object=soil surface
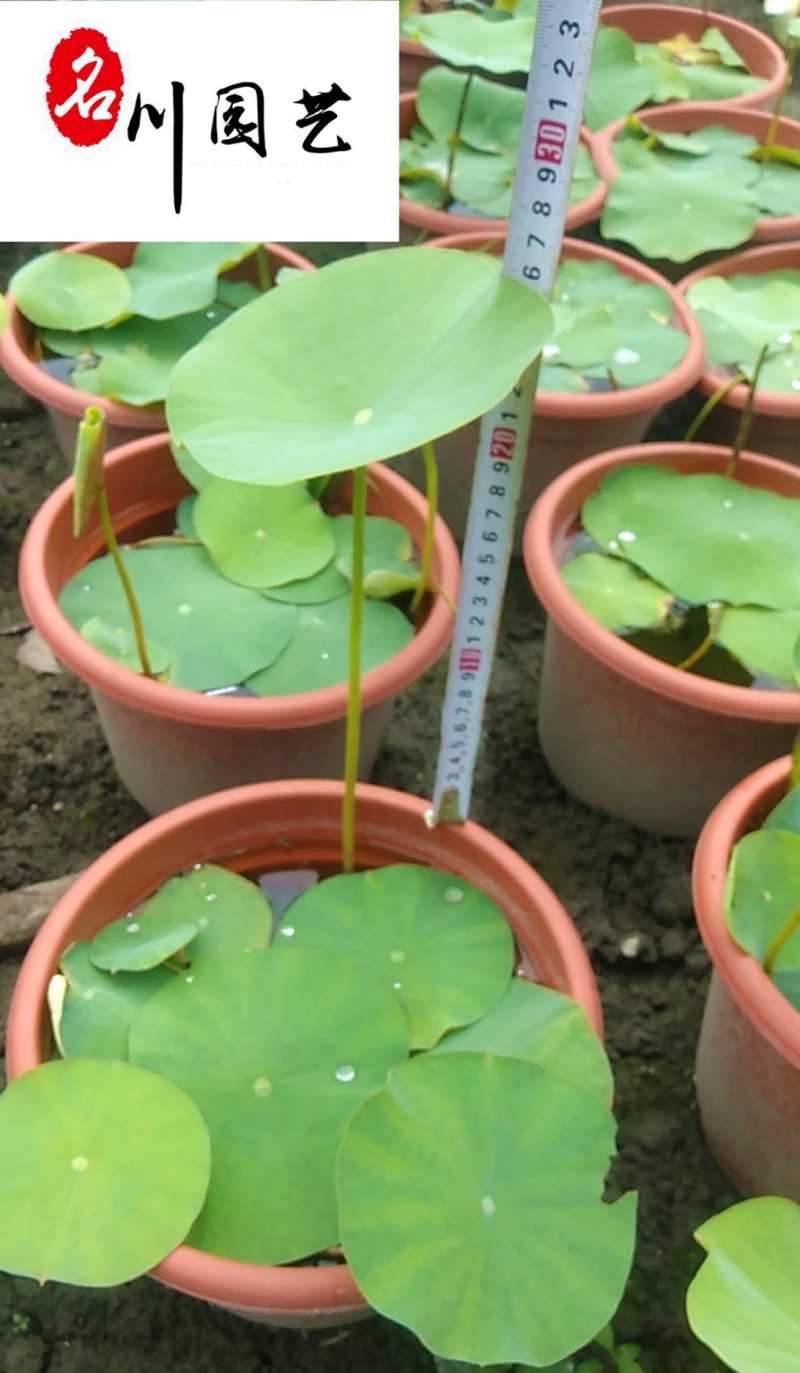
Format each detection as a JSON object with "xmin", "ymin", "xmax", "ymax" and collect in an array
[{"xmin": 1, "ymin": 11, "xmax": 797, "ymax": 1368}]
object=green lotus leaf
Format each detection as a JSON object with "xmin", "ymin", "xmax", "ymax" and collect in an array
[
  {"xmin": 134, "ymin": 863, "xmax": 272, "ymax": 965},
  {"xmin": 399, "ymin": 168, "xmax": 449, "ymax": 211},
  {"xmin": 715, "ymin": 606, "xmax": 800, "ymax": 685},
  {"xmin": 561, "ymin": 553, "xmax": 673, "ymax": 633},
  {"xmin": 167, "ymin": 248, "xmax": 552, "ymax": 485},
  {"xmin": 54, "ymin": 940, "xmax": 174, "ymax": 1059},
  {"xmin": 175, "ymin": 494, "xmax": 197, "ymax": 538},
  {"xmin": 554, "ymin": 258, "xmax": 673, "ymax": 315},
  {"xmin": 416, "ymin": 65, "xmax": 524, "ymax": 155},
  {"xmin": 0, "ymin": 1059, "xmax": 211, "ymax": 1285},
  {"xmin": 59, "ymin": 543, "xmax": 299, "ymax": 691},
  {"xmin": 215, "ymin": 278, "xmax": 262, "ymax": 310},
  {"xmin": 724, "ymin": 829, "xmax": 800, "ymax": 968},
  {"xmin": 432, "ymin": 978, "xmax": 613, "ymax": 1106},
  {"xmin": 763, "ymin": 785, "xmax": 800, "ymax": 835},
  {"xmin": 691, "ymin": 307, "xmax": 761, "ymax": 371},
  {"xmin": 89, "ymin": 909, "xmax": 199, "ymax": 974},
  {"xmin": 539, "ymin": 364, "xmax": 590, "ymax": 395},
  {"xmin": 262, "ymin": 558, "xmax": 350, "ymax": 605},
  {"xmin": 10, "ymin": 252, "xmax": 132, "ymax": 330},
  {"xmin": 570, "ymin": 141, "xmax": 601, "ymax": 205},
  {"xmin": 192, "ymin": 478, "xmax": 335, "ymax": 589},
  {"xmin": 679, "ymin": 61, "xmax": 767, "ymax": 103},
  {"xmin": 601, "ymin": 160, "xmax": 758, "ymax": 262},
  {"xmin": 697, "ymin": 26, "xmax": 748, "ymax": 68},
  {"xmin": 583, "ymin": 27, "xmax": 661, "ymax": 132},
  {"xmin": 685, "ymin": 273, "xmax": 800, "ymax": 352},
  {"xmin": 687, "ymin": 1197, "xmax": 800, "ymax": 1373},
  {"xmin": 279, "ymin": 864, "xmax": 514, "ymax": 1049},
  {"xmin": 404, "ymin": 10, "xmax": 536, "ymax": 73},
  {"xmin": 78, "ymin": 616, "xmax": 176, "ymax": 680},
  {"xmin": 70, "ymin": 309, "xmax": 228, "ymax": 406},
  {"xmin": 451, "ymin": 147, "xmax": 518, "ymax": 217},
  {"xmin": 126, "ymin": 242, "xmax": 259, "ymax": 320},
  {"xmin": 623, "ymin": 606, "xmax": 753, "ymax": 686},
  {"xmin": 773, "ymin": 967, "xmax": 800, "ymax": 1011},
  {"xmin": 128, "ymin": 947, "xmax": 410, "ymax": 1264},
  {"xmin": 246, "ymin": 595, "xmax": 413, "ymax": 695},
  {"xmin": 551, "ymin": 307, "xmax": 619, "ymax": 371},
  {"xmin": 333, "ymin": 514, "xmax": 420, "ymax": 598},
  {"xmin": 337, "ymin": 1053, "xmax": 637, "ymax": 1366},
  {"xmin": 753, "ymin": 159, "xmax": 800, "ymax": 218},
  {"xmin": 757, "ymin": 349, "xmax": 800, "ymax": 397},
  {"xmin": 603, "ymin": 302, "xmax": 690, "ymax": 386},
  {"xmin": 633, "ymin": 44, "xmax": 692, "ymax": 104},
  {"xmin": 581, "ymin": 467, "xmax": 800, "ymax": 610}
]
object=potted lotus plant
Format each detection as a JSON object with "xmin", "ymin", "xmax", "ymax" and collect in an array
[
  {"xmin": 3, "ymin": 240, "xmax": 637, "ymax": 1363},
  {"xmin": 0, "ymin": 241, "xmax": 314, "ymax": 461}
]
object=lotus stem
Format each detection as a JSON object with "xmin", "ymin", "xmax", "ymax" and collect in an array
[
  {"xmin": 675, "ymin": 604, "xmax": 723, "ymax": 674},
  {"xmin": 255, "ymin": 244, "xmax": 271, "ymax": 292},
  {"xmin": 764, "ymin": 903, "xmax": 800, "ymax": 975},
  {"xmin": 762, "ymin": 40, "xmax": 796, "ymax": 163},
  {"xmin": 341, "ymin": 465, "xmax": 368, "ymax": 875},
  {"xmin": 725, "ymin": 344, "xmax": 770, "ymax": 479},
  {"xmin": 445, "ymin": 73, "xmax": 474, "ymax": 206},
  {"xmin": 791, "ymin": 729, "xmax": 800, "ymax": 791},
  {"xmin": 410, "ymin": 441, "xmax": 439, "ymax": 614},
  {"xmin": 682, "ymin": 373, "xmax": 747, "ymax": 443},
  {"xmin": 97, "ymin": 489, "xmax": 155, "ymax": 678}
]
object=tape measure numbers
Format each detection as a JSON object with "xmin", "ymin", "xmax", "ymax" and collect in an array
[{"xmin": 429, "ymin": 0, "xmax": 602, "ymax": 827}]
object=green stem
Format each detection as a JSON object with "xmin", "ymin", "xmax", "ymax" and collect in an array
[
  {"xmin": 675, "ymin": 604, "xmax": 723, "ymax": 674},
  {"xmin": 791, "ymin": 728, "xmax": 800, "ymax": 791},
  {"xmin": 444, "ymin": 73, "xmax": 474, "ymax": 207},
  {"xmin": 725, "ymin": 344, "xmax": 770, "ymax": 480},
  {"xmin": 341, "ymin": 466, "xmax": 368, "ymax": 875},
  {"xmin": 97, "ymin": 489, "xmax": 155, "ymax": 678},
  {"xmin": 410, "ymin": 440, "xmax": 439, "ymax": 614},
  {"xmin": 255, "ymin": 244, "xmax": 271, "ymax": 292},
  {"xmin": 762, "ymin": 40, "xmax": 796, "ymax": 163},
  {"xmin": 764, "ymin": 904, "xmax": 800, "ymax": 975},
  {"xmin": 682, "ymin": 372, "xmax": 747, "ymax": 443}
]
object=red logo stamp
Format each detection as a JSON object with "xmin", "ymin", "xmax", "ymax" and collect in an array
[
  {"xmin": 534, "ymin": 118, "xmax": 566, "ymax": 165},
  {"xmin": 46, "ymin": 28, "xmax": 124, "ymax": 146}
]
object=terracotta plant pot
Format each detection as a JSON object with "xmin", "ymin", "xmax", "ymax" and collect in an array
[
  {"xmin": 5, "ymin": 777, "xmax": 604, "ymax": 1325},
  {"xmin": 392, "ymin": 234, "xmax": 705, "ymax": 548},
  {"xmin": 17, "ymin": 434, "xmax": 461, "ymax": 816},
  {"xmin": 523, "ymin": 442, "xmax": 800, "ymax": 839},
  {"xmin": 693, "ymin": 755, "xmax": 800, "ymax": 1201},
  {"xmin": 0, "ymin": 242, "xmax": 315, "ymax": 464},
  {"xmin": 400, "ymin": 34, "xmax": 436, "ymax": 94},
  {"xmin": 593, "ymin": 104, "xmax": 800, "ymax": 282},
  {"xmin": 397, "ymin": 92, "xmax": 605, "ymax": 246},
  {"xmin": 601, "ymin": 5, "xmax": 787, "ymax": 112},
  {"xmin": 678, "ymin": 241, "xmax": 800, "ymax": 469}
]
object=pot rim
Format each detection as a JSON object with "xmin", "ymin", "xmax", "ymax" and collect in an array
[
  {"xmin": 398, "ymin": 92, "xmax": 606, "ymax": 237},
  {"xmin": 17, "ymin": 432, "xmax": 461, "ymax": 730},
  {"xmin": 592, "ymin": 102, "xmax": 800, "ymax": 247},
  {"xmin": 425, "ymin": 232, "xmax": 707, "ymax": 418},
  {"xmin": 692, "ymin": 754, "xmax": 800, "ymax": 1069},
  {"xmin": 599, "ymin": 5, "xmax": 788, "ymax": 108},
  {"xmin": 523, "ymin": 440, "xmax": 800, "ymax": 724},
  {"xmin": 0, "ymin": 241, "xmax": 316, "ymax": 428},
  {"xmin": 5, "ymin": 777, "xmax": 603, "ymax": 1313},
  {"xmin": 678, "ymin": 239, "xmax": 800, "ymax": 418}
]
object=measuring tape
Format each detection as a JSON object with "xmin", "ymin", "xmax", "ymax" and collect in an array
[{"xmin": 428, "ymin": 0, "xmax": 601, "ymax": 826}]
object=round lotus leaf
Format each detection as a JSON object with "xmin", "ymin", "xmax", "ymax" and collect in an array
[
  {"xmin": 724, "ymin": 829, "xmax": 800, "ymax": 968},
  {"xmin": 432, "ymin": 978, "xmax": 613, "ymax": 1106},
  {"xmin": 583, "ymin": 27, "xmax": 661, "ymax": 132},
  {"xmin": 450, "ymin": 146, "xmax": 518, "ymax": 217},
  {"xmin": 175, "ymin": 494, "xmax": 197, "ymax": 538},
  {"xmin": 79, "ymin": 617, "xmax": 176, "ymax": 680},
  {"xmin": 601, "ymin": 158, "xmax": 759, "ymax": 262},
  {"xmin": 0, "ymin": 1059, "xmax": 211, "ymax": 1286},
  {"xmin": 763, "ymin": 786, "xmax": 800, "ymax": 835},
  {"xmin": 54, "ymin": 940, "xmax": 174, "ymax": 1059},
  {"xmin": 756, "ymin": 163, "xmax": 800, "ymax": 226},
  {"xmin": 279, "ymin": 864, "xmax": 514, "ymax": 1049},
  {"xmin": 246, "ymin": 595, "xmax": 413, "ymax": 696},
  {"xmin": 686, "ymin": 273, "xmax": 800, "ymax": 354},
  {"xmin": 89, "ymin": 909, "xmax": 199, "ymax": 974},
  {"xmin": 687, "ymin": 1197, "xmax": 800, "ymax": 1373},
  {"xmin": 554, "ymin": 259, "xmax": 672, "ymax": 316},
  {"xmin": 333, "ymin": 515, "xmax": 420, "ymax": 599},
  {"xmin": 193, "ymin": 478, "xmax": 335, "ymax": 589},
  {"xmin": 561, "ymin": 553, "xmax": 673, "ymax": 633},
  {"xmin": 581, "ymin": 467, "xmax": 800, "ymax": 610},
  {"xmin": 404, "ymin": 10, "xmax": 536, "ymax": 73},
  {"xmin": 59, "ymin": 543, "xmax": 299, "ymax": 692},
  {"xmin": 417, "ymin": 66, "xmax": 524, "ymax": 155},
  {"xmin": 337, "ymin": 1053, "xmax": 637, "ymax": 1366},
  {"xmin": 126, "ymin": 242, "xmax": 259, "ymax": 320},
  {"xmin": 716, "ymin": 605, "xmax": 800, "ymax": 685},
  {"xmin": 167, "ymin": 249, "xmax": 552, "ymax": 486},
  {"xmin": 262, "ymin": 559, "xmax": 350, "ymax": 605},
  {"xmin": 678, "ymin": 58, "xmax": 767, "ymax": 103},
  {"xmin": 128, "ymin": 947, "xmax": 410, "ymax": 1264},
  {"xmin": 71, "ymin": 309, "xmax": 227, "ymax": 406},
  {"xmin": 135, "ymin": 863, "xmax": 272, "ymax": 964},
  {"xmin": 758, "ymin": 349, "xmax": 800, "ymax": 397},
  {"xmin": 10, "ymin": 252, "xmax": 132, "ymax": 331},
  {"xmin": 691, "ymin": 307, "xmax": 761, "ymax": 371}
]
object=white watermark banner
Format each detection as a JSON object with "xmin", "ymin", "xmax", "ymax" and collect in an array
[{"xmin": 0, "ymin": 2, "xmax": 399, "ymax": 241}]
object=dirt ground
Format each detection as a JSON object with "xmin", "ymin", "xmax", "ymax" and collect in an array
[{"xmin": 1, "ymin": 7, "xmax": 797, "ymax": 1367}]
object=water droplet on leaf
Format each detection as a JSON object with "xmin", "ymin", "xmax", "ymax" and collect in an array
[{"xmin": 335, "ymin": 1064, "xmax": 356, "ymax": 1083}]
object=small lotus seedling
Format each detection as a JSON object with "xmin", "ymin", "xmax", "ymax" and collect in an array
[
  {"xmin": 601, "ymin": 119, "xmax": 800, "ymax": 263},
  {"xmin": 7, "ymin": 242, "xmax": 273, "ymax": 408},
  {"xmin": 687, "ymin": 1195, "xmax": 800, "ymax": 1371}
]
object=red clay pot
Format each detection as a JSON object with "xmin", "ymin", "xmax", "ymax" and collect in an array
[
  {"xmin": 601, "ymin": 5, "xmax": 787, "ymax": 112},
  {"xmin": 0, "ymin": 242, "xmax": 315, "ymax": 464},
  {"xmin": 397, "ymin": 92, "xmax": 605, "ymax": 246},
  {"xmin": 5, "ymin": 778, "xmax": 604, "ymax": 1325},
  {"xmin": 17, "ymin": 434, "xmax": 460, "ymax": 816},
  {"xmin": 400, "ymin": 34, "xmax": 436, "ymax": 94},
  {"xmin": 693, "ymin": 755, "xmax": 800, "ymax": 1200},
  {"xmin": 524, "ymin": 442, "xmax": 800, "ymax": 839},
  {"xmin": 678, "ymin": 241, "xmax": 800, "ymax": 469},
  {"xmin": 393, "ymin": 234, "xmax": 705, "ymax": 548},
  {"xmin": 594, "ymin": 104, "xmax": 800, "ymax": 281}
]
